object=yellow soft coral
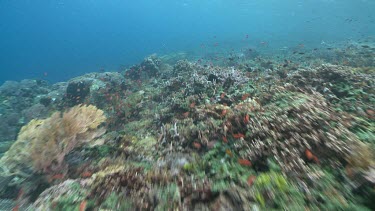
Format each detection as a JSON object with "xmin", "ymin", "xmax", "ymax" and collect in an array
[{"xmin": 0, "ymin": 104, "xmax": 106, "ymax": 178}]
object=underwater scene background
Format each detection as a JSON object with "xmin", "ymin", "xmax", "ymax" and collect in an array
[
  {"xmin": 1, "ymin": 0, "xmax": 374, "ymax": 83},
  {"xmin": 0, "ymin": 0, "xmax": 374, "ymax": 210}
]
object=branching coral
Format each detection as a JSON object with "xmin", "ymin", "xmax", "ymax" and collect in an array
[
  {"xmin": 33, "ymin": 179, "xmax": 88, "ymax": 211},
  {"xmin": 89, "ymin": 164, "xmax": 174, "ymax": 209},
  {"xmin": 287, "ymin": 64, "xmax": 374, "ymax": 116},
  {"xmin": 233, "ymin": 87, "xmax": 359, "ymax": 173}
]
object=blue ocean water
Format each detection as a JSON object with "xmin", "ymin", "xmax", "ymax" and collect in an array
[{"xmin": 0, "ymin": 0, "xmax": 374, "ymax": 84}]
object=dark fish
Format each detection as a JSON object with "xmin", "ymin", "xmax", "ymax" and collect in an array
[
  {"xmin": 361, "ymin": 45, "xmax": 370, "ymax": 48},
  {"xmin": 298, "ymin": 52, "xmax": 305, "ymax": 55},
  {"xmin": 327, "ymin": 48, "xmax": 333, "ymax": 50},
  {"xmin": 284, "ymin": 59, "xmax": 290, "ymax": 63}
]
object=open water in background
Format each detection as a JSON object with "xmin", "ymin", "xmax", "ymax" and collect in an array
[{"xmin": 0, "ymin": 0, "xmax": 374, "ymax": 84}]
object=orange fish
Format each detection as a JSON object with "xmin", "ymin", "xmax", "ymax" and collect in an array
[
  {"xmin": 79, "ymin": 200, "xmax": 87, "ymax": 211},
  {"xmin": 182, "ymin": 112, "xmax": 189, "ymax": 118},
  {"xmin": 16, "ymin": 188, "xmax": 24, "ymax": 200},
  {"xmin": 305, "ymin": 149, "xmax": 320, "ymax": 164},
  {"xmin": 13, "ymin": 188, "xmax": 23, "ymax": 211},
  {"xmin": 247, "ymin": 175, "xmax": 256, "ymax": 186},
  {"xmin": 48, "ymin": 174, "xmax": 64, "ymax": 182},
  {"xmin": 225, "ymin": 149, "xmax": 233, "ymax": 157},
  {"xmin": 232, "ymin": 133, "xmax": 245, "ymax": 139},
  {"xmin": 12, "ymin": 205, "xmax": 19, "ymax": 211},
  {"xmin": 193, "ymin": 142, "xmax": 201, "ymax": 149},
  {"xmin": 190, "ymin": 102, "xmax": 196, "ymax": 108},
  {"xmin": 243, "ymin": 114, "xmax": 250, "ymax": 124},
  {"xmin": 220, "ymin": 92, "xmax": 226, "ymax": 99},
  {"xmin": 221, "ymin": 109, "xmax": 227, "ymax": 117},
  {"xmin": 305, "ymin": 149, "xmax": 314, "ymax": 160},
  {"xmin": 345, "ymin": 166, "xmax": 354, "ymax": 178},
  {"xmin": 222, "ymin": 136, "xmax": 228, "ymax": 143},
  {"xmin": 241, "ymin": 93, "xmax": 250, "ymax": 101},
  {"xmin": 81, "ymin": 171, "xmax": 92, "ymax": 178},
  {"xmin": 238, "ymin": 159, "xmax": 252, "ymax": 166}
]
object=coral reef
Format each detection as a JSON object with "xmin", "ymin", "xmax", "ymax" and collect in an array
[{"xmin": 0, "ymin": 42, "xmax": 374, "ymax": 210}]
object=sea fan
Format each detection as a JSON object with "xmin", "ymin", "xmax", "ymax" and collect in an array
[{"xmin": 0, "ymin": 104, "xmax": 106, "ymax": 178}]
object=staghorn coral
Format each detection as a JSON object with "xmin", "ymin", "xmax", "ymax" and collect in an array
[
  {"xmin": 89, "ymin": 161, "xmax": 220, "ymax": 210},
  {"xmin": 157, "ymin": 61, "xmax": 250, "ymax": 115},
  {"xmin": 33, "ymin": 179, "xmax": 88, "ymax": 211},
  {"xmin": 0, "ymin": 104, "xmax": 106, "ymax": 178},
  {"xmin": 233, "ymin": 87, "xmax": 359, "ymax": 173},
  {"xmin": 89, "ymin": 164, "xmax": 169, "ymax": 209},
  {"xmin": 286, "ymin": 64, "xmax": 374, "ymax": 114},
  {"xmin": 120, "ymin": 135, "xmax": 157, "ymax": 161}
]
